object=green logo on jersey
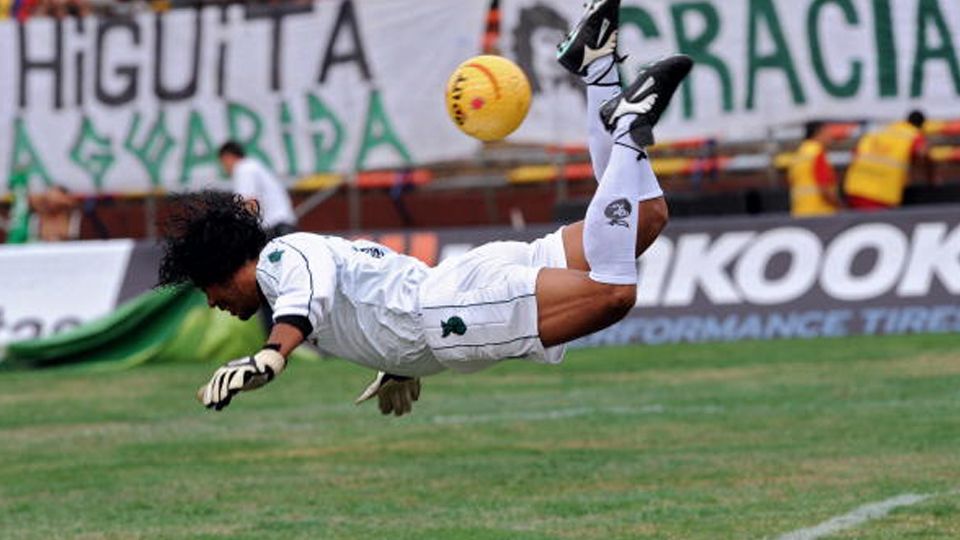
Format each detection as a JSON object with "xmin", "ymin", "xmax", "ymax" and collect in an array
[
  {"xmin": 441, "ymin": 316, "xmax": 467, "ymax": 338},
  {"xmin": 268, "ymin": 249, "xmax": 284, "ymax": 263}
]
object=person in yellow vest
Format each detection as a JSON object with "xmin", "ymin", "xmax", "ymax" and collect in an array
[
  {"xmin": 843, "ymin": 110, "xmax": 929, "ymax": 211},
  {"xmin": 788, "ymin": 121, "xmax": 841, "ymax": 217}
]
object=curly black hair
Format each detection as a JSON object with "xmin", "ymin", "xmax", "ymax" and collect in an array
[{"xmin": 157, "ymin": 190, "xmax": 267, "ymax": 288}]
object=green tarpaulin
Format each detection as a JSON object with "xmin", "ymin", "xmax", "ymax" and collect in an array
[{"xmin": 1, "ymin": 286, "xmax": 317, "ymax": 371}]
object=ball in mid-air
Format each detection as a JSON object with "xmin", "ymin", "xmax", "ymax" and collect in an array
[{"xmin": 445, "ymin": 55, "xmax": 532, "ymax": 141}]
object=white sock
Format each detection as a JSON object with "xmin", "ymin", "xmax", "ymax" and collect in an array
[
  {"xmin": 584, "ymin": 56, "xmax": 620, "ymax": 182},
  {"xmin": 583, "ymin": 115, "xmax": 647, "ymax": 285}
]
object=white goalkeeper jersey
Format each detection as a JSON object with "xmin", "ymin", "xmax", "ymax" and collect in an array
[{"xmin": 255, "ymin": 232, "xmax": 446, "ymax": 376}]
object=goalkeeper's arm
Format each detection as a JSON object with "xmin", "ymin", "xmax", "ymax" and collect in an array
[
  {"xmin": 197, "ymin": 320, "xmax": 306, "ymax": 410},
  {"xmin": 263, "ymin": 319, "xmax": 308, "ymax": 357},
  {"xmin": 355, "ymin": 371, "xmax": 422, "ymax": 417}
]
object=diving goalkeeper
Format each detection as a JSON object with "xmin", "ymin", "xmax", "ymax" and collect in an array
[{"xmin": 158, "ymin": 0, "xmax": 691, "ymax": 416}]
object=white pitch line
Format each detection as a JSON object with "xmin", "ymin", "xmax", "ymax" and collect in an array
[
  {"xmin": 775, "ymin": 493, "xmax": 932, "ymax": 540},
  {"xmin": 429, "ymin": 404, "xmax": 723, "ymax": 425}
]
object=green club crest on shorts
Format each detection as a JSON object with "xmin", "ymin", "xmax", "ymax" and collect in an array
[
  {"xmin": 268, "ymin": 249, "xmax": 284, "ymax": 263},
  {"xmin": 441, "ymin": 316, "xmax": 467, "ymax": 338}
]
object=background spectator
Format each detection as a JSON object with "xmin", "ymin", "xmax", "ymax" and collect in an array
[
  {"xmin": 29, "ymin": 185, "xmax": 80, "ymax": 242},
  {"xmin": 787, "ymin": 121, "xmax": 841, "ymax": 217},
  {"xmin": 844, "ymin": 110, "xmax": 930, "ymax": 211},
  {"xmin": 218, "ymin": 141, "xmax": 297, "ymax": 240}
]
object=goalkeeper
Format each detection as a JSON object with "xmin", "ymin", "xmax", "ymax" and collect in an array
[{"xmin": 158, "ymin": 0, "xmax": 691, "ymax": 416}]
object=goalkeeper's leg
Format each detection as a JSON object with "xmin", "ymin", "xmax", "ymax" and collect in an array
[
  {"xmin": 536, "ymin": 55, "xmax": 694, "ymax": 344},
  {"xmin": 558, "ymin": 0, "xmax": 670, "ymax": 269}
]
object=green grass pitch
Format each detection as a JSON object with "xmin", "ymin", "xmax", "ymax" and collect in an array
[{"xmin": 2, "ymin": 333, "xmax": 960, "ymax": 539}]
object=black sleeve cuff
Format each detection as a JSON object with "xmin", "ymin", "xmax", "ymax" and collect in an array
[{"xmin": 274, "ymin": 315, "xmax": 313, "ymax": 340}]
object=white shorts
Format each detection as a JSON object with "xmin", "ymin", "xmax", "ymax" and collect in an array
[{"xmin": 419, "ymin": 228, "xmax": 567, "ymax": 373}]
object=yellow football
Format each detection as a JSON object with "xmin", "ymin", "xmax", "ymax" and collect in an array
[{"xmin": 445, "ymin": 55, "xmax": 532, "ymax": 141}]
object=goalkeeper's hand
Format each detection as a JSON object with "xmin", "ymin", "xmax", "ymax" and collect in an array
[
  {"xmin": 197, "ymin": 349, "xmax": 286, "ymax": 410},
  {"xmin": 355, "ymin": 371, "xmax": 421, "ymax": 416}
]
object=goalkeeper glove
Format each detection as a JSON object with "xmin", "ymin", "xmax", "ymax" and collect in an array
[
  {"xmin": 355, "ymin": 371, "xmax": 421, "ymax": 416},
  {"xmin": 198, "ymin": 348, "xmax": 286, "ymax": 410}
]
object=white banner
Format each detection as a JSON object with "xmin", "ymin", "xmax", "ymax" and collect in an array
[
  {"xmin": 0, "ymin": 0, "xmax": 488, "ymax": 196},
  {"xmin": 0, "ymin": 240, "xmax": 133, "ymax": 344},
  {"xmin": 500, "ymin": 0, "xmax": 960, "ymax": 143}
]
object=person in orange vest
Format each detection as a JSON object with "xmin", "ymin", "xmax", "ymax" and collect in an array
[
  {"xmin": 843, "ymin": 110, "xmax": 930, "ymax": 211},
  {"xmin": 788, "ymin": 121, "xmax": 841, "ymax": 217}
]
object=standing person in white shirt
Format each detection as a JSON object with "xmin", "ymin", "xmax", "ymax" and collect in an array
[
  {"xmin": 218, "ymin": 140, "xmax": 298, "ymax": 335},
  {"xmin": 159, "ymin": 4, "xmax": 691, "ymax": 416},
  {"xmin": 218, "ymin": 141, "xmax": 297, "ymax": 239}
]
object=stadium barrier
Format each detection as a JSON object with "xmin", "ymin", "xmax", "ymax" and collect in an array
[
  {"xmin": 0, "ymin": 239, "xmax": 157, "ymax": 345},
  {"xmin": 583, "ymin": 205, "xmax": 960, "ymax": 345},
  {"xmin": 352, "ymin": 206, "xmax": 960, "ymax": 346},
  {"xmin": 3, "ymin": 205, "xmax": 958, "ymax": 362}
]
